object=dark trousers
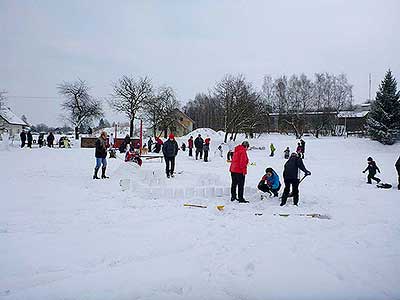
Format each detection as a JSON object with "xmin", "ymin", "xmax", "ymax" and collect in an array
[
  {"xmin": 231, "ymin": 172, "xmax": 245, "ymax": 200},
  {"xmin": 21, "ymin": 140, "xmax": 26, "ymax": 148},
  {"xmin": 258, "ymin": 183, "xmax": 281, "ymax": 196},
  {"xmin": 27, "ymin": 140, "xmax": 32, "ymax": 148},
  {"xmin": 189, "ymin": 148, "xmax": 193, "ymax": 157},
  {"xmin": 227, "ymin": 151, "xmax": 233, "ymax": 161},
  {"xmin": 281, "ymin": 178, "xmax": 300, "ymax": 205},
  {"xmin": 195, "ymin": 148, "xmax": 203, "ymax": 160},
  {"xmin": 270, "ymin": 150, "xmax": 275, "ymax": 157},
  {"xmin": 367, "ymin": 172, "xmax": 380, "ymax": 184},
  {"xmin": 204, "ymin": 150, "xmax": 209, "ymax": 162},
  {"xmin": 165, "ymin": 156, "xmax": 175, "ymax": 175},
  {"xmin": 396, "ymin": 166, "xmax": 400, "ymax": 189}
]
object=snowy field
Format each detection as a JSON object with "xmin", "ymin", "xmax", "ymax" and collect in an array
[{"xmin": 1, "ymin": 133, "xmax": 400, "ymax": 300}]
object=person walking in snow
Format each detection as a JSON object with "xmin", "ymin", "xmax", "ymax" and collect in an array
[
  {"xmin": 363, "ymin": 157, "xmax": 381, "ymax": 184},
  {"xmin": 154, "ymin": 136, "xmax": 163, "ymax": 153},
  {"xmin": 47, "ymin": 132, "xmax": 54, "ymax": 148},
  {"xmin": 269, "ymin": 143, "xmax": 276, "ymax": 157},
  {"xmin": 258, "ymin": 167, "xmax": 281, "ymax": 197},
  {"xmin": 93, "ymin": 131, "xmax": 109, "ymax": 179},
  {"xmin": 230, "ymin": 141, "xmax": 250, "ymax": 203},
  {"xmin": 300, "ymin": 139, "xmax": 306, "ymax": 158},
  {"xmin": 162, "ymin": 133, "xmax": 179, "ymax": 178},
  {"xmin": 147, "ymin": 137, "xmax": 153, "ymax": 152},
  {"xmin": 396, "ymin": 156, "xmax": 400, "ymax": 190},
  {"xmin": 296, "ymin": 142, "xmax": 303, "ymax": 157},
  {"xmin": 227, "ymin": 136, "xmax": 234, "ymax": 161},
  {"xmin": 188, "ymin": 136, "xmax": 194, "ymax": 157},
  {"xmin": 203, "ymin": 137, "xmax": 210, "ymax": 162},
  {"xmin": 20, "ymin": 130, "xmax": 26, "ymax": 148},
  {"xmin": 284, "ymin": 147, "xmax": 290, "ymax": 159},
  {"xmin": 38, "ymin": 133, "xmax": 44, "ymax": 148},
  {"xmin": 194, "ymin": 134, "xmax": 204, "ymax": 160},
  {"xmin": 27, "ymin": 130, "xmax": 33, "ymax": 148},
  {"xmin": 280, "ymin": 152, "xmax": 311, "ymax": 206}
]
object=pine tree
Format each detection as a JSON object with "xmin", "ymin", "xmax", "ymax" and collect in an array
[{"xmin": 366, "ymin": 70, "xmax": 400, "ymax": 144}]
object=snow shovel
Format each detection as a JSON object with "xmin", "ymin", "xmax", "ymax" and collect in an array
[{"xmin": 287, "ymin": 174, "xmax": 309, "ymax": 198}]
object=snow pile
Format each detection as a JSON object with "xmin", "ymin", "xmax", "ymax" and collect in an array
[
  {"xmin": 1, "ymin": 136, "xmax": 400, "ymax": 299},
  {"xmin": 182, "ymin": 128, "xmax": 221, "ymax": 140}
]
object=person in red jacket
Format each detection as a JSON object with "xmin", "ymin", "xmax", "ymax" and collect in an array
[
  {"xmin": 229, "ymin": 141, "xmax": 250, "ymax": 203},
  {"xmin": 188, "ymin": 136, "xmax": 194, "ymax": 157}
]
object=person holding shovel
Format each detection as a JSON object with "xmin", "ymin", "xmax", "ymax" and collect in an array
[{"xmin": 280, "ymin": 152, "xmax": 311, "ymax": 206}]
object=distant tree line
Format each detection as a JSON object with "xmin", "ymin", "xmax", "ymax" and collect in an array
[{"xmin": 184, "ymin": 73, "xmax": 353, "ymax": 140}]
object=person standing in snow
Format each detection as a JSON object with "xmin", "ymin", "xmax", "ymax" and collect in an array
[
  {"xmin": 363, "ymin": 157, "xmax": 381, "ymax": 184},
  {"xmin": 47, "ymin": 132, "xmax": 54, "ymax": 148},
  {"xmin": 284, "ymin": 147, "xmax": 290, "ymax": 159},
  {"xmin": 296, "ymin": 142, "xmax": 303, "ymax": 157},
  {"xmin": 194, "ymin": 134, "xmax": 204, "ymax": 160},
  {"xmin": 203, "ymin": 137, "xmax": 210, "ymax": 162},
  {"xmin": 93, "ymin": 131, "xmax": 109, "ymax": 179},
  {"xmin": 280, "ymin": 152, "xmax": 311, "ymax": 206},
  {"xmin": 227, "ymin": 136, "xmax": 234, "ymax": 161},
  {"xmin": 395, "ymin": 156, "xmax": 400, "ymax": 190},
  {"xmin": 20, "ymin": 130, "xmax": 26, "ymax": 148},
  {"xmin": 300, "ymin": 139, "xmax": 306, "ymax": 158},
  {"xmin": 109, "ymin": 132, "xmax": 115, "ymax": 149},
  {"xmin": 257, "ymin": 167, "xmax": 281, "ymax": 197},
  {"xmin": 230, "ymin": 141, "xmax": 250, "ymax": 203},
  {"xmin": 188, "ymin": 136, "xmax": 194, "ymax": 157},
  {"xmin": 162, "ymin": 133, "xmax": 179, "ymax": 178},
  {"xmin": 27, "ymin": 130, "xmax": 33, "ymax": 148},
  {"xmin": 147, "ymin": 137, "xmax": 153, "ymax": 152},
  {"xmin": 38, "ymin": 133, "xmax": 44, "ymax": 148},
  {"xmin": 269, "ymin": 143, "xmax": 276, "ymax": 157}
]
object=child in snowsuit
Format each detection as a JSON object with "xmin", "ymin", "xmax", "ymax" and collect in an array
[
  {"xmin": 296, "ymin": 143, "xmax": 303, "ymax": 157},
  {"xmin": 269, "ymin": 143, "xmax": 276, "ymax": 157},
  {"xmin": 363, "ymin": 157, "xmax": 381, "ymax": 184},
  {"xmin": 284, "ymin": 147, "xmax": 290, "ymax": 159},
  {"xmin": 203, "ymin": 138, "xmax": 210, "ymax": 162},
  {"xmin": 257, "ymin": 167, "xmax": 281, "ymax": 197}
]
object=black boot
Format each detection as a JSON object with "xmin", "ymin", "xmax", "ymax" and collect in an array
[
  {"xmin": 280, "ymin": 198, "xmax": 287, "ymax": 206},
  {"xmin": 101, "ymin": 167, "xmax": 109, "ymax": 179},
  {"xmin": 93, "ymin": 167, "xmax": 100, "ymax": 179}
]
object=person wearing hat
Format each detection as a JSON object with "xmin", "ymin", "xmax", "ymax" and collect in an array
[
  {"xmin": 363, "ymin": 157, "xmax": 381, "ymax": 184},
  {"xmin": 162, "ymin": 133, "xmax": 179, "ymax": 178},
  {"xmin": 257, "ymin": 167, "xmax": 281, "ymax": 197},
  {"xmin": 280, "ymin": 152, "xmax": 311, "ymax": 206},
  {"xmin": 194, "ymin": 134, "xmax": 204, "ymax": 160},
  {"xmin": 230, "ymin": 141, "xmax": 250, "ymax": 203},
  {"xmin": 203, "ymin": 137, "xmax": 211, "ymax": 162},
  {"xmin": 93, "ymin": 131, "xmax": 109, "ymax": 179}
]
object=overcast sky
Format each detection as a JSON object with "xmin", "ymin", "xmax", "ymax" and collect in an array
[{"xmin": 1, "ymin": 0, "xmax": 399, "ymax": 127}]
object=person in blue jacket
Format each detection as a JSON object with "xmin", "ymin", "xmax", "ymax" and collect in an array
[{"xmin": 257, "ymin": 167, "xmax": 281, "ymax": 197}]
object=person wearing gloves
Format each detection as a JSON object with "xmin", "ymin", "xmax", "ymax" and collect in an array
[
  {"xmin": 230, "ymin": 141, "xmax": 250, "ymax": 203},
  {"xmin": 280, "ymin": 152, "xmax": 311, "ymax": 206}
]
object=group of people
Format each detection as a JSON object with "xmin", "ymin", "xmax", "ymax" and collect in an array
[
  {"xmin": 20, "ymin": 130, "xmax": 55, "ymax": 148},
  {"xmin": 229, "ymin": 140, "xmax": 311, "ymax": 206}
]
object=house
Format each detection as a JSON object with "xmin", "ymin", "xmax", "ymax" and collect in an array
[
  {"xmin": 336, "ymin": 103, "xmax": 370, "ymax": 135},
  {"xmin": 155, "ymin": 109, "xmax": 194, "ymax": 137},
  {"xmin": 0, "ymin": 107, "xmax": 28, "ymax": 137}
]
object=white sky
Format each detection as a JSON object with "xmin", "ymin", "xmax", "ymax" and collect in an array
[{"xmin": 1, "ymin": 0, "xmax": 399, "ymax": 126}]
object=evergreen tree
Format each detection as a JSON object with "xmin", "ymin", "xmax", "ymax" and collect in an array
[{"xmin": 366, "ymin": 70, "xmax": 400, "ymax": 144}]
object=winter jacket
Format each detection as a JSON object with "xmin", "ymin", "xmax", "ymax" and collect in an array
[
  {"xmin": 203, "ymin": 138, "xmax": 210, "ymax": 151},
  {"xmin": 364, "ymin": 161, "xmax": 380, "ymax": 175},
  {"xmin": 259, "ymin": 170, "xmax": 280, "ymax": 189},
  {"xmin": 20, "ymin": 132, "xmax": 26, "ymax": 141},
  {"xmin": 300, "ymin": 140, "xmax": 305, "ymax": 153},
  {"xmin": 229, "ymin": 145, "xmax": 249, "ymax": 175},
  {"xmin": 27, "ymin": 132, "xmax": 33, "ymax": 142},
  {"xmin": 283, "ymin": 155, "xmax": 309, "ymax": 180},
  {"xmin": 270, "ymin": 144, "xmax": 276, "ymax": 151},
  {"xmin": 194, "ymin": 137, "xmax": 204, "ymax": 149},
  {"xmin": 47, "ymin": 133, "xmax": 54, "ymax": 144},
  {"xmin": 188, "ymin": 138, "xmax": 194, "ymax": 149},
  {"xmin": 396, "ymin": 156, "xmax": 400, "ymax": 168},
  {"xmin": 162, "ymin": 139, "xmax": 179, "ymax": 158},
  {"xmin": 95, "ymin": 137, "xmax": 108, "ymax": 158}
]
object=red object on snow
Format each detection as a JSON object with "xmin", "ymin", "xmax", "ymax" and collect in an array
[{"xmin": 229, "ymin": 145, "xmax": 249, "ymax": 175}]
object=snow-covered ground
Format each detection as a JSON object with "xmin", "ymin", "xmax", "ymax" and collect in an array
[{"xmin": 1, "ymin": 133, "xmax": 400, "ymax": 300}]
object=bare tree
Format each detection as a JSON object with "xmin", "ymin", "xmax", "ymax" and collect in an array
[
  {"xmin": 58, "ymin": 79, "xmax": 103, "ymax": 139},
  {"xmin": 110, "ymin": 75, "xmax": 153, "ymax": 137},
  {"xmin": 143, "ymin": 86, "xmax": 180, "ymax": 137}
]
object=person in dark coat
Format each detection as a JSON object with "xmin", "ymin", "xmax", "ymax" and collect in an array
[
  {"xmin": 258, "ymin": 167, "xmax": 281, "ymax": 197},
  {"xmin": 280, "ymin": 152, "xmax": 311, "ymax": 206},
  {"xmin": 363, "ymin": 157, "xmax": 381, "ymax": 184},
  {"xmin": 154, "ymin": 137, "xmax": 163, "ymax": 153},
  {"xmin": 20, "ymin": 130, "xmax": 26, "ymax": 148},
  {"xmin": 203, "ymin": 138, "xmax": 210, "ymax": 162},
  {"xmin": 47, "ymin": 132, "xmax": 54, "ymax": 148},
  {"xmin": 230, "ymin": 141, "xmax": 250, "ymax": 203},
  {"xmin": 300, "ymin": 139, "xmax": 305, "ymax": 158},
  {"xmin": 284, "ymin": 147, "xmax": 290, "ymax": 159},
  {"xmin": 188, "ymin": 136, "xmax": 194, "ymax": 157},
  {"xmin": 93, "ymin": 131, "xmax": 109, "ymax": 179},
  {"xmin": 27, "ymin": 131, "xmax": 33, "ymax": 148},
  {"xmin": 162, "ymin": 133, "xmax": 179, "ymax": 178},
  {"xmin": 147, "ymin": 137, "xmax": 153, "ymax": 152},
  {"xmin": 395, "ymin": 156, "xmax": 400, "ymax": 190},
  {"xmin": 194, "ymin": 134, "xmax": 204, "ymax": 160},
  {"xmin": 181, "ymin": 142, "xmax": 186, "ymax": 151},
  {"xmin": 38, "ymin": 133, "xmax": 44, "ymax": 147}
]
